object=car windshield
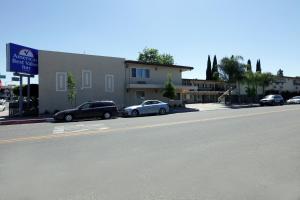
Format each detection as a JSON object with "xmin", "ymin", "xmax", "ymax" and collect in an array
[
  {"xmin": 264, "ymin": 95, "xmax": 274, "ymax": 99},
  {"xmin": 142, "ymin": 101, "xmax": 152, "ymax": 105},
  {"xmin": 77, "ymin": 103, "xmax": 91, "ymax": 109},
  {"xmin": 292, "ymin": 96, "xmax": 300, "ymax": 99}
]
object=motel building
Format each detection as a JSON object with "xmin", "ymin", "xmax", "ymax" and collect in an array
[{"xmin": 37, "ymin": 50, "xmax": 195, "ymax": 114}]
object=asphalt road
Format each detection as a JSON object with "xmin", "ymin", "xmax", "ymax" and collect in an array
[{"xmin": 0, "ymin": 105, "xmax": 300, "ymax": 200}]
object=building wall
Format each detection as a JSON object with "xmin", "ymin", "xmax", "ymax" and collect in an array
[
  {"xmin": 238, "ymin": 76, "xmax": 300, "ymax": 96},
  {"xmin": 125, "ymin": 63, "xmax": 182, "ymax": 85},
  {"xmin": 39, "ymin": 50, "xmax": 126, "ymax": 114},
  {"xmin": 181, "ymin": 79, "xmax": 228, "ymax": 103},
  {"xmin": 124, "ymin": 63, "xmax": 184, "ymax": 106},
  {"xmin": 266, "ymin": 77, "xmax": 300, "ymax": 92}
]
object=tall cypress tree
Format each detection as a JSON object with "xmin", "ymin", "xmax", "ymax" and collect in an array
[
  {"xmin": 256, "ymin": 59, "xmax": 261, "ymax": 72},
  {"xmin": 211, "ymin": 55, "xmax": 218, "ymax": 80},
  {"xmin": 206, "ymin": 55, "xmax": 212, "ymax": 80},
  {"xmin": 247, "ymin": 59, "xmax": 252, "ymax": 72}
]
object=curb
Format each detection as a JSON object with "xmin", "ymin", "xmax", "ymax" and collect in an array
[
  {"xmin": 229, "ymin": 104, "xmax": 261, "ymax": 109},
  {"xmin": 0, "ymin": 118, "xmax": 53, "ymax": 125}
]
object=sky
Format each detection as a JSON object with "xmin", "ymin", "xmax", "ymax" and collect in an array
[{"xmin": 0, "ymin": 0, "xmax": 300, "ymax": 85}]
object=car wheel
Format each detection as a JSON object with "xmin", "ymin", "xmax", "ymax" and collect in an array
[
  {"xmin": 103, "ymin": 112, "xmax": 111, "ymax": 119},
  {"xmin": 159, "ymin": 108, "xmax": 166, "ymax": 115},
  {"xmin": 64, "ymin": 114, "xmax": 73, "ymax": 122},
  {"xmin": 131, "ymin": 109, "xmax": 139, "ymax": 117}
]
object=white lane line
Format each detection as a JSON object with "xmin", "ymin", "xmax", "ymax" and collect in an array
[
  {"xmin": 53, "ymin": 124, "xmax": 109, "ymax": 134},
  {"xmin": 69, "ymin": 129, "xmax": 89, "ymax": 133},
  {"xmin": 53, "ymin": 126, "xmax": 65, "ymax": 134}
]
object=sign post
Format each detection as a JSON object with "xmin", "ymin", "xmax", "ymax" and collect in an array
[
  {"xmin": 27, "ymin": 76, "xmax": 30, "ymax": 107},
  {"xmin": 6, "ymin": 43, "xmax": 38, "ymax": 116},
  {"xmin": 19, "ymin": 75, "xmax": 23, "ymax": 115}
]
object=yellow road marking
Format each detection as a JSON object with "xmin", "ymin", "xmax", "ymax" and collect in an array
[{"xmin": 1, "ymin": 107, "xmax": 300, "ymax": 145}]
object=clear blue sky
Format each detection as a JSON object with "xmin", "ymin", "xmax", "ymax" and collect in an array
[{"xmin": 1, "ymin": 0, "xmax": 300, "ymax": 85}]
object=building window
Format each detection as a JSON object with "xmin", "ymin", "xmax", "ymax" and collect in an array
[
  {"xmin": 131, "ymin": 68, "xmax": 136, "ymax": 77},
  {"xmin": 131, "ymin": 68, "xmax": 150, "ymax": 78},
  {"xmin": 136, "ymin": 91, "xmax": 145, "ymax": 99},
  {"xmin": 82, "ymin": 70, "xmax": 92, "ymax": 89},
  {"xmin": 56, "ymin": 72, "xmax": 67, "ymax": 92},
  {"xmin": 105, "ymin": 74, "xmax": 114, "ymax": 93}
]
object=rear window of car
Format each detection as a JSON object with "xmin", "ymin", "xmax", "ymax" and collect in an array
[
  {"xmin": 265, "ymin": 95, "xmax": 274, "ymax": 99},
  {"xmin": 93, "ymin": 102, "xmax": 115, "ymax": 107},
  {"xmin": 152, "ymin": 101, "xmax": 160, "ymax": 104}
]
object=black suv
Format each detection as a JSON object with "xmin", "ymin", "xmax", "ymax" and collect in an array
[
  {"xmin": 260, "ymin": 95, "xmax": 284, "ymax": 106},
  {"xmin": 53, "ymin": 101, "xmax": 119, "ymax": 122}
]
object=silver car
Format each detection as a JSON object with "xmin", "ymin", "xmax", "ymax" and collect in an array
[
  {"xmin": 287, "ymin": 96, "xmax": 300, "ymax": 104},
  {"xmin": 124, "ymin": 100, "xmax": 169, "ymax": 117}
]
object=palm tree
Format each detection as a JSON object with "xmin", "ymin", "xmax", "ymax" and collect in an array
[
  {"xmin": 259, "ymin": 72, "xmax": 274, "ymax": 96},
  {"xmin": 219, "ymin": 55, "xmax": 246, "ymax": 103}
]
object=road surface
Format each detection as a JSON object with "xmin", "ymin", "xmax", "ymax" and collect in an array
[{"xmin": 0, "ymin": 105, "xmax": 300, "ymax": 200}]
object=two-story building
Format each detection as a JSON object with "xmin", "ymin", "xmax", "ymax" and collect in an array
[
  {"xmin": 267, "ymin": 76, "xmax": 300, "ymax": 93},
  {"xmin": 124, "ymin": 61, "xmax": 193, "ymax": 105},
  {"xmin": 181, "ymin": 79, "xmax": 229, "ymax": 103},
  {"xmin": 38, "ymin": 51, "xmax": 194, "ymax": 114},
  {"xmin": 237, "ymin": 75, "xmax": 300, "ymax": 96}
]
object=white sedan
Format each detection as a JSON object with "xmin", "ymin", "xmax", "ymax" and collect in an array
[
  {"xmin": 287, "ymin": 96, "xmax": 300, "ymax": 104},
  {"xmin": 0, "ymin": 101, "xmax": 6, "ymax": 111},
  {"xmin": 124, "ymin": 100, "xmax": 169, "ymax": 117}
]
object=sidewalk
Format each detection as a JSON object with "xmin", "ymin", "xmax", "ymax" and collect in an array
[
  {"xmin": 185, "ymin": 103, "xmax": 260, "ymax": 111},
  {"xmin": 0, "ymin": 115, "xmax": 52, "ymax": 125}
]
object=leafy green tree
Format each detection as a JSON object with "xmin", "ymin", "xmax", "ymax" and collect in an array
[
  {"xmin": 212, "ymin": 55, "xmax": 219, "ymax": 80},
  {"xmin": 138, "ymin": 48, "xmax": 174, "ymax": 65},
  {"xmin": 277, "ymin": 69, "xmax": 284, "ymax": 77},
  {"xmin": 67, "ymin": 72, "xmax": 77, "ymax": 106},
  {"xmin": 247, "ymin": 59, "xmax": 252, "ymax": 72},
  {"xmin": 163, "ymin": 74, "xmax": 176, "ymax": 99},
  {"xmin": 12, "ymin": 84, "xmax": 39, "ymax": 98},
  {"xmin": 256, "ymin": 59, "xmax": 261, "ymax": 72},
  {"xmin": 206, "ymin": 55, "xmax": 212, "ymax": 80},
  {"xmin": 159, "ymin": 53, "xmax": 174, "ymax": 65},
  {"xmin": 138, "ymin": 48, "xmax": 160, "ymax": 64}
]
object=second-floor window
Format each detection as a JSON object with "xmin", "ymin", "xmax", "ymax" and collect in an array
[
  {"xmin": 131, "ymin": 68, "xmax": 150, "ymax": 78},
  {"xmin": 56, "ymin": 72, "xmax": 67, "ymax": 92},
  {"xmin": 82, "ymin": 70, "xmax": 92, "ymax": 89},
  {"xmin": 105, "ymin": 74, "xmax": 114, "ymax": 93}
]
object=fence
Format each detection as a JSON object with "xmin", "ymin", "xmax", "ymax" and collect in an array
[{"xmin": 9, "ymin": 102, "xmax": 39, "ymax": 117}]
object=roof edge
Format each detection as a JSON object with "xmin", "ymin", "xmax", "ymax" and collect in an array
[{"xmin": 125, "ymin": 60, "xmax": 193, "ymax": 70}]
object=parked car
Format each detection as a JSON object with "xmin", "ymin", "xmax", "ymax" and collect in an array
[
  {"xmin": 0, "ymin": 98, "xmax": 6, "ymax": 104},
  {"xmin": 0, "ymin": 101, "xmax": 6, "ymax": 111},
  {"xmin": 260, "ymin": 95, "xmax": 284, "ymax": 106},
  {"xmin": 123, "ymin": 100, "xmax": 169, "ymax": 117},
  {"xmin": 53, "ymin": 101, "xmax": 119, "ymax": 122},
  {"xmin": 287, "ymin": 96, "xmax": 300, "ymax": 104}
]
